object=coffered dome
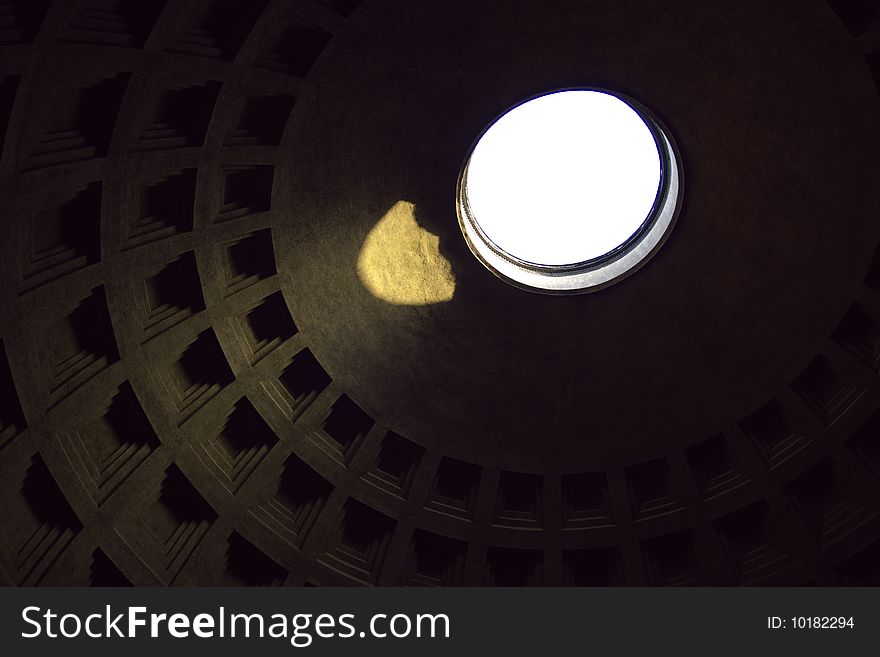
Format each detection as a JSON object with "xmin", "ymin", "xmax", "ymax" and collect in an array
[{"xmin": 2, "ymin": 0, "xmax": 880, "ymax": 587}]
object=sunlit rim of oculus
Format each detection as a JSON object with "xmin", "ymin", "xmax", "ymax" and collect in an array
[{"xmin": 457, "ymin": 88, "xmax": 682, "ymax": 294}]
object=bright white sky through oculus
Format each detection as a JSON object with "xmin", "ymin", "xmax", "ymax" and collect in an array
[{"xmin": 465, "ymin": 90, "xmax": 662, "ymax": 266}]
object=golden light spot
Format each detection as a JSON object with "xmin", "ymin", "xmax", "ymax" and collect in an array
[{"xmin": 357, "ymin": 201, "xmax": 455, "ymax": 305}]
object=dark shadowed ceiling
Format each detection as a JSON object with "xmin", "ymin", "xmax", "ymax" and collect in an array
[{"xmin": 2, "ymin": 0, "xmax": 880, "ymax": 587}]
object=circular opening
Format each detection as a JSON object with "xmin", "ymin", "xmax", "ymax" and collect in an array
[{"xmin": 457, "ymin": 89, "xmax": 682, "ymax": 293}]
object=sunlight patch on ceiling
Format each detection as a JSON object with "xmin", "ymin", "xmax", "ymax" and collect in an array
[{"xmin": 357, "ymin": 201, "xmax": 455, "ymax": 305}]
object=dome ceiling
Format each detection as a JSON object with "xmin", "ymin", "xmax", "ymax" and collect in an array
[
  {"xmin": 1, "ymin": 0, "xmax": 880, "ymax": 587},
  {"xmin": 278, "ymin": 0, "xmax": 880, "ymax": 471}
]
